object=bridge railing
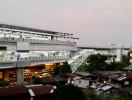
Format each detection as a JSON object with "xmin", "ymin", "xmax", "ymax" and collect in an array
[
  {"xmin": 0, "ymin": 55, "xmax": 69, "ymax": 63},
  {"xmin": 68, "ymin": 49, "xmax": 97, "ymax": 73},
  {"xmin": 0, "ymin": 37, "xmax": 76, "ymax": 45}
]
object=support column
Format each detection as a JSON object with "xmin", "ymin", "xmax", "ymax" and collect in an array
[
  {"xmin": 17, "ymin": 68, "xmax": 24, "ymax": 84},
  {"xmin": 51, "ymin": 36, "xmax": 54, "ymax": 41},
  {"xmin": 116, "ymin": 48, "xmax": 122, "ymax": 62}
]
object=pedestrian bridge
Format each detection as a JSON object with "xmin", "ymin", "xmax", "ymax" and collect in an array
[
  {"xmin": 68, "ymin": 46, "xmax": 130, "ymax": 73},
  {"xmin": 68, "ymin": 49, "xmax": 97, "ymax": 73}
]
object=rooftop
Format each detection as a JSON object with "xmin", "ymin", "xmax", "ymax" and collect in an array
[{"xmin": 0, "ymin": 23, "xmax": 73, "ymax": 36}]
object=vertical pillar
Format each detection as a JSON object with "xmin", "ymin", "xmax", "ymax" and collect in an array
[
  {"xmin": 116, "ymin": 48, "xmax": 122, "ymax": 62},
  {"xmin": 51, "ymin": 36, "xmax": 54, "ymax": 41},
  {"xmin": 70, "ymin": 51, "xmax": 76, "ymax": 57},
  {"xmin": 17, "ymin": 68, "xmax": 24, "ymax": 84}
]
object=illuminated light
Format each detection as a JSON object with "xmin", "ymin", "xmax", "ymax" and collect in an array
[
  {"xmin": 60, "ymin": 63, "xmax": 63, "ymax": 65},
  {"xmin": 130, "ymin": 53, "xmax": 132, "ymax": 56},
  {"xmin": 45, "ymin": 64, "xmax": 54, "ymax": 66},
  {"xmin": 50, "ymin": 89, "xmax": 54, "ymax": 93},
  {"xmin": 53, "ymin": 86, "xmax": 57, "ymax": 89},
  {"xmin": 42, "ymin": 73, "xmax": 49, "ymax": 76},
  {"xmin": 28, "ymin": 89, "xmax": 35, "ymax": 96},
  {"xmin": 39, "ymin": 76, "xmax": 43, "ymax": 78},
  {"xmin": 35, "ymin": 72, "xmax": 38, "ymax": 74},
  {"xmin": 130, "ymin": 47, "xmax": 132, "ymax": 50},
  {"xmin": 130, "ymin": 59, "xmax": 132, "ymax": 62},
  {"xmin": 25, "ymin": 69, "xmax": 30, "ymax": 72}
]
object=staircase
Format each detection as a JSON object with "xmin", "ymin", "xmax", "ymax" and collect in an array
[{"xmin": 68, "ymin": 49, "xmax": 97, "ymax": 73}]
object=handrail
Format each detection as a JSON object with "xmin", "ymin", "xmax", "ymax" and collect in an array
[
  {"xmin": 68, "ymin": 49, "xmax": 97, "ymax": 73},
  {"xmin": 0, "ymin": 37, "xmax": 76, "ymax": 45},
  {"xmin": 0, "ymin": 56, "xmax": 69, "ymax": 62}
]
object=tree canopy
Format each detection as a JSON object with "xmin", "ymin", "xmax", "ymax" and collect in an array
[
  {"xmin": 78, "ymin": 53, "xmax": 129, "ymax": 72},
  {"xmin": 54, "ymin": 61, "xmax": 71, "ymax": 76}
]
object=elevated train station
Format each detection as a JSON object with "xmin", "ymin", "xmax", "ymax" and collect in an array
[{"xmin": 0, "ymin": 23, "xmax": 78, "ymax": 84}]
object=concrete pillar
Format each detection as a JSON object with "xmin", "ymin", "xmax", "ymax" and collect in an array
[
  {"xmin": 51, "ymin": 36, "xmax": 54, "ymax": 40},
  {"xmin": 17, "ymin": 68, "xmax": 24, "ymax": 84},
  {"xmin": 116, "ymin": 48, "xmax": 122, "ymax": 62}
]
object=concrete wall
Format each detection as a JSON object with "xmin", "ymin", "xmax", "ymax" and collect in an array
[{"xmin": 0, "ymin": 42, "xmax": 16, "ymax": 51}]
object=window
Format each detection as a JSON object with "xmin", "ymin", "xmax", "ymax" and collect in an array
[{"xmin": 0, "ymin": 47, "xmax": 7, "ymax": 50}]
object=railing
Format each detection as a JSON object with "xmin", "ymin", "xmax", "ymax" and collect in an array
[
  {"xmin": 0, "ymin": 56, "xmax": 69, "ymax": 63},
  {"xmin": 0, "ymin": 56, "xmax": 16, "ymax": 63},
  {"xmin": 68, "ymin": 49, "xmax": 97, "ymax": 73},
  {"xmin": 0, "ymin": 37, "xmax": 76, "ymax": 45},
  {"xmin": 19, "ymin": 56, "xmax": 69, "ymax": 61}
]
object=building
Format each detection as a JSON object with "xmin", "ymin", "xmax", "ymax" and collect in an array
[
  {"xmin": 78, "ymin": 46, "xmax": 130, "ymax": 62},
  {"xmin": 129, "ymin": 47, "xmax": 132, "ymax": 63},
  {"xmin": 0, "ymin": 23, "xmax": 78, "ymax": 84}
]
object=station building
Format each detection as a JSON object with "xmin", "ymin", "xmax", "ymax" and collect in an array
[{"xmin": 0, "ymin": 24, "xmax": 78, "ymax": 84}]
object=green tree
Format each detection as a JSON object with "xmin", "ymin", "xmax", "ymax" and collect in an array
[
  {"xmin": 54, "ymin": 65, "xmax": 62, "ymax": 76},
  {"xmin": 78, "ymin": 53, "xmax": 130, "ymax": 72},
  {"xmin": 32, "ymin": 76, "xmax": 41, "ymax": 84},
  {"xmin": 122, "ymin": 54, "xmax": 130, "ymax": 66},
  {"xmin": 89, "ymin": 54, "xmax": 107, "ymax": 71},
  {"xmin": 78, "ymin": 64, "xmax": 97, "ymax": 72},
  {"xmin": 62, "ymin": 61, "xmax": 71, "ymax": 73},
  {"xmin": 78, "ymin": 54, "xmax": 107, "ymax": 72},
  {"xmin": 54, "ymin": 61, "xmax": 71, "ymax": 76},
  {"xmin": 84, "ymin": 88, "xmax": 131, "ymax": 100},
  {"xmin": 84, "ymin": 89, "xmax": 98, "ymax": 100}
]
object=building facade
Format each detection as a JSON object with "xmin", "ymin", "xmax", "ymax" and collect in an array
[
  {"xmin": 129, "ymin": 47, "xmax": 132, "ymax": 64},
  {"xmin": 0, "ymin": 24, "xmax": 78, "ymax": 84}
]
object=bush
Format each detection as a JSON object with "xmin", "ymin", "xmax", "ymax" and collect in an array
[{"xmin": 84, "ymin": 88, "xmax": 131, "ymax": 100}]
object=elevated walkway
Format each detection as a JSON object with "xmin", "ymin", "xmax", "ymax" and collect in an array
[{"xmin": 68, "ymin": 49, "xmax": 97, "ymax": 73}]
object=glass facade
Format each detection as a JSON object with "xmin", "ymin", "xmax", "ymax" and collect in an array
[
  {"xmin": 0, "ymin": 51, "xmax": 16, "ymax": 61},
  {"xmin": 0, "ymin": 51, "xmax": 70, "ymax": 62}
]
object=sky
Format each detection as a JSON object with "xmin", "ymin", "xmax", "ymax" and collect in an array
[{"xmin": 0, "ymin": 0, "xmax": 132, "ymax": 47}]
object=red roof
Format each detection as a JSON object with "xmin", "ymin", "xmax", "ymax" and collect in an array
[
  {"xmin": 0, "ymin": 86, "xmax": 28, "ymax": 96},
  {"xmin": 29, "ymin": 85, "xmax": 53, "ymax": 96},
  {"xmin": 0, "ymin": 85, "xmax": 54, "ymax": 97}
]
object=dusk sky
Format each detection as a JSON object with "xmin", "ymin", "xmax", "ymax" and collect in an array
[{"xmin": 0, "ymin": 0, "xmax": 132, "ymax": 47}]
